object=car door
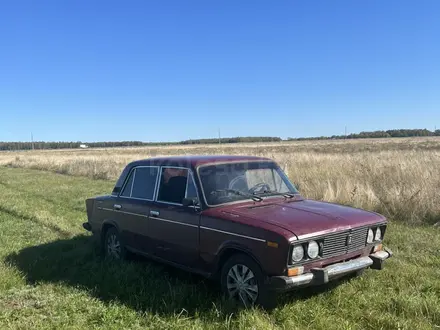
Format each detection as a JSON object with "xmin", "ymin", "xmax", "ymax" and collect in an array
[
  {"xmin": 112, "ymin": 166, "xmax": 159, "ymax": 253},
  {"xmin": 148, "ymin": 166, "xmax": 200, "ymax": 267}
]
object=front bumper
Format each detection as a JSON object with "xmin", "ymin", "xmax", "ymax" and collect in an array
[{"xmin": 269, "ymin": 248, "xmax": 392, "ymax": 292}]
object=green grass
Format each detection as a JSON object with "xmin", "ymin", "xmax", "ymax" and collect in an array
[{"xmin": 0, "ymin": 167, "xmax": 439, "ymax": 329}]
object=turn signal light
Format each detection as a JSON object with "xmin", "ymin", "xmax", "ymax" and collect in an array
[
  {"xmin": 288, "ymin": 266, "xmax": 304, "ymax": 277},
  {"xmin": 372, "ymin": 243, "xmax": 383, "ymax": 253},
  {"xmin": 267, "ymin": 241, "xmax": 279, "ymax": 248}
]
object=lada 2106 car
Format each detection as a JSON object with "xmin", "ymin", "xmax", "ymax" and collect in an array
[{"xmin": 83, "ymin": 155, "xmax": 392, "ymax": 307}]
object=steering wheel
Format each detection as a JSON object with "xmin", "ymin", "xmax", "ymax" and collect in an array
[
  {"xmin": 248, "ymin": 182, "xmax": 271, "ymax": 195},
  {"xmin": 229, "ymin": 175, "xmax": 247, "ymax": 191}
]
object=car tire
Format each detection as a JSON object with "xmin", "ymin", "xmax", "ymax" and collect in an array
[
  {"xmin": 220, "ymin": 253, "xmax": 277, "ymax": 309},
  {"xmin": 103, "ymin": 227, "xmax": 127, "ymax": 260}
]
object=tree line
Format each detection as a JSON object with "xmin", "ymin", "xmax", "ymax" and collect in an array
[
  {"xmin": 0, "ymin": 136, "xmax": 281, "ymax": 151},
  {"xmin": 0, "ymin": 141, "xmax": 147, "ymax": 151},
  {"xmin": 1, "ymin": 129, "xmax": 439, "ymax": 151},
  {"xmin": 180, "ymin": 136, "xmax": 282, "ymax": 144},
  {"xmin": 288, "ymin": 129, "xmax": 440, "ymax": 141}
]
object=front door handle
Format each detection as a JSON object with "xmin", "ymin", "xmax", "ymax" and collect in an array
[
  {"xmin": 113, "ymin": 204, "xmax": 122, "ymax": 210},
  {"xmin": 150, "ymin": 210, "xmax": 160, "ymax": 217}
]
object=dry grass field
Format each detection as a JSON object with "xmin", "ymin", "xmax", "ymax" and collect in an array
[
  {"xmin": 1, "ymin": 137, "xmax": 440, "ymax": 225},
  {"xmin": 1, "ymin": 137, "xmax": 440, "ymax": 329}
]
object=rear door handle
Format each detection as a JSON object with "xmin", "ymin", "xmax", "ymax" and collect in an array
[
  {"xmin": 150, "ymin": 210, "xmax": 160, "ymax": 217},
  {"xmin": 113, "ymin": 204, "xmax": 122, "ymax": 210}
]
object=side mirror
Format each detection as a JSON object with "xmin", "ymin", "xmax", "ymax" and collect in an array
[{"xmin": 182, "ymin": 197, "xmax": 199, "ymax": 208}]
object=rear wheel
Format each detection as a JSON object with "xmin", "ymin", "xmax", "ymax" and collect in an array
[
  {"xmin": 220, "ymin": 254, "xmax": 277, "ymax": 308},
  {"xmin": 104, "ymin": 227, "xmax": 126, "ymax": 260}
]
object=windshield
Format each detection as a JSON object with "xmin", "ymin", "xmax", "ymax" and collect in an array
[{"xmin": 198, "ymin": 161, "xmax": 298, "ymax": 206}]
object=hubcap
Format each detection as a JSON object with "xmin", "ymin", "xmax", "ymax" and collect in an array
[
  {"xmin": 226, "ymin": 264, "xmax": 258, "ymax": 306},
  {"xmin": 106, "ymin": 234, "xmax": 121, "ymax": 259}
]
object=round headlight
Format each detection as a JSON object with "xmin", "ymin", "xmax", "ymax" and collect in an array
[
  {"xmin": 375, "ymin": 227, "xmax": 382, "ymax": 241},
  {"xmin": 367, "ymin": 228, "xmax": 374, "ymax": 243},
  {"xmin": 291, "ymin": 245, "xmax": 304, "ymax": 262},
  {"xmin": 307, "ymin": 240, "xmax": 319, "ymax": 259}
]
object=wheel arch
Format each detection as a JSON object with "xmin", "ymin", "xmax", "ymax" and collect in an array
[
  {"xmin": 100, "ymin": 219, "xmax": 120, "ymax": 244},
  {"xmin": 214, "ymin": 242, "xmax": 264, "ymax": 277}
]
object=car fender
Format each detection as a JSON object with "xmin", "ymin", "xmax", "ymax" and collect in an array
[
  {"xmin": 101, "ymin": 219, "xmax": 121, "ymax": 238},
  {"xmin": 214, "ymin": 239, "xmax": 265, "ymax": 274}
]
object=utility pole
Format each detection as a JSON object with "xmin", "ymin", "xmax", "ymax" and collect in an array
[
  {"xmin": 218, "ymin": 128, "xmax": 221, "ymax": 144},
  {"xmin": 31, "ymin": 132, "xmax": 34, "ymax": 150},
  {"xmin": 344, "ymin": 126, "xmax": 347, "ymax": 139}
]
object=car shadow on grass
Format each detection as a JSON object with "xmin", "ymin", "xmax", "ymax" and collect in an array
[
  {"xmin": 4, "ymin": 235, "xmax": 235, "ymax": 317},
  {"xmin": 5, "ymin": 235, "xmax": 351, "ymax": 316}
]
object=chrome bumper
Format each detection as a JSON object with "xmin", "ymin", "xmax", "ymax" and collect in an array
[{"xmin": 269, "ymin": 248, "xmax": 392, "ymax": 291}]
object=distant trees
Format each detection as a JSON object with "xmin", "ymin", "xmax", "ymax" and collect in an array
[
  {"xmin": 0, "ymin": 141, "xmax": 148, "ymax": 151},
  {"xmin": 1, "ymin": 130, "xmax": 439, "ymax": 151},
  {"xmin": 180, "ymin": 136, "xmax": 282, "ymax": 145},
  {"xmin": 288, "ymin": 129, "xmax": 440, "ymax": 141},
  {"xmin": 0, "ymin": 137, "xmax": 281, "ymax": 151}
]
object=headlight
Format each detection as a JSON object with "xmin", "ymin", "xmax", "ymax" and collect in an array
[
  {"xmin": 291, "ymin": 245, "xmax": 304, "ymax": 262},
  {"xmin": 375, "ymin": 227, "xmax": 382, "ymax": 241},
  {"xmin": 367, "ymin": 228, "xmax": 374, "ymax": 243},
  {"xmin": 307, "ymin": 240, "xmax": 319, "ymax": 259}
]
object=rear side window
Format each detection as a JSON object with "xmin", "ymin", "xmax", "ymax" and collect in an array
[
  {"xmin": 120, "ymin": 170, "xmax": 135, "ymax": 197},
  {"xmin": 120, "ymin": 166, "xmax": 158, "ymax": 200},
  {"xmin": 132, "ymin": 167, "xmax": 159, "ymax": 200}
]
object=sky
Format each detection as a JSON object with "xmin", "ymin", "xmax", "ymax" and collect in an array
[{"xmin": 1, "ymin": 0, "xmax": 439, "ymax": 142}]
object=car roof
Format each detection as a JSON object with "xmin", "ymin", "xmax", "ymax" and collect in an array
[
  {"xmin": 112, "ymin": 155, "xmax": 276, "ymax": 197},
  {"xmin": 128, "ymin": 155, "xmax": 272, "ymax": 168}
]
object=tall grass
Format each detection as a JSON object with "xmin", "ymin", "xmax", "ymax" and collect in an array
[
  {"xmin": 1, "ymin": 138, "xmax": 439, "ymax": 224},
  {"xmin": 1, "ymin": 167, "xmax": 438, "ymax": 329}
]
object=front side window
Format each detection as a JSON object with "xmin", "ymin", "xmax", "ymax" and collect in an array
[
  {"xmin": 120, "ymin": 166, "xmax": 158, "ymax": 200},
  {"xmin": 157, "ymin": 167, "xmax": 189, "ymax": 204},
  {"xmin": 198, "ymin": 161, "xmax": 297, "ymax": 206}
]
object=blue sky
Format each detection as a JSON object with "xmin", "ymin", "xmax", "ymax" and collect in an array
[{"xmin": 1, "ymin": 1, "xmax": 439, "ymax": 142}]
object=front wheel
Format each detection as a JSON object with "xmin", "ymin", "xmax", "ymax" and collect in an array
[{"xmin": 220, "ymin": 254, "xmax": 276, "ymax": 308}]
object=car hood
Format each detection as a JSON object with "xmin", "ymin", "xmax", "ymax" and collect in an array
[{"xmin": 228, "ymin": 199, "xmax": 386, "ymax": 239}]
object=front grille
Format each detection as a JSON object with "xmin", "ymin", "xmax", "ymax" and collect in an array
[{"xmin": 322, "ymin": 227, "xmax": 369, "ymax": 258}]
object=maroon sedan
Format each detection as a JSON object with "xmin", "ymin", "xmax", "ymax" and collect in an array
[{"xmin": 83, "ymin": 155, "xmax": 392, "ymax": 307}]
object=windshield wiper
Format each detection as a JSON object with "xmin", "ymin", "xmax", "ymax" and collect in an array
[
  {"xmin": 211, "ymin": 189, "xmax": 263, "ymax": 202},
  {"xmin": 253, "ymin": 190, "xmax": 296, "ymax": 199},
  {"xmin": 282, "ymin": 192, "xmax": 296, "ymax": 198}
]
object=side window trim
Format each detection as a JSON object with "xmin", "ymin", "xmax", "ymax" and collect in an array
[
  {"xmin": 185, "ymin": 173, "xmax": 190, "ymax": 198},
  {"xmin": 186, "ymin": 171, "xmax": 201, "ymax": 210},
  {"xmin": 118, "ymin": 165, "xmax": 159, "ymax": 201},
  {"xmin": 130, "ymin": 168, "xmax": 137, "ymax": 197},
  {"xmin": 155, "ymin": 166, "xmax": 200, "ymax": 206}
]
